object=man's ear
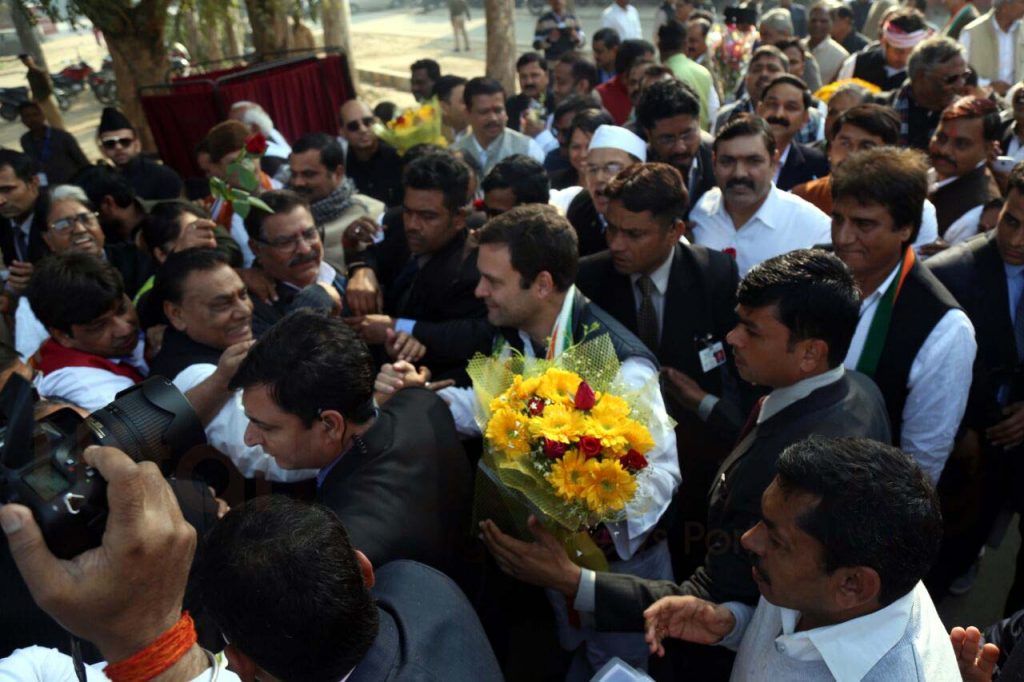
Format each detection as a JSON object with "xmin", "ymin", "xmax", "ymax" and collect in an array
[
  {"xmin": 49, "ymin": 327, "xmax": 74, "ymax": 349},
  {"xmin": 798, "ymin": 338, "xmax": 829, "ymax": 373},
  {"xmin": 164, "ymin": 300, "xmax": 187, "ymax": 332},
  {"xmin": 532, "ymin": 270, "xmax": 556, "ymax": 297},
  {"xmin": 318, "ymin": 409, "xmax": 346, "ymax": 443},
  {"xmin": 224, "ymin": 643, "xmax": 260, "ymax": 682},
  {"xmin": 355, "ymin": 549, "xmax": 376, "ymax": 588},
  {"xmin": 831, "ymin": 565, "xmax": 882, "ymax": 612}
]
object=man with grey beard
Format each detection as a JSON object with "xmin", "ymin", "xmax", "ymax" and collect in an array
[{"xmin": 287, "ymin": 132, "xmax": 384, "ymax": 271}]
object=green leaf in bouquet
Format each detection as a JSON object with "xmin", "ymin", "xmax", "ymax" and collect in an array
[
  {"xmin": 209, "ymin": 176, "xmax": 229, "ymax": 202},
  {"xmin": 231, "ymin": 164, "xmax": 259, "ymax": 193},
  {"xmin": 248, "ymin": 196, "xmax": 272, "ymax": 214},
  {"xmin": 233, "ymin": 200, "xmax": 251, "ymax": 218}
]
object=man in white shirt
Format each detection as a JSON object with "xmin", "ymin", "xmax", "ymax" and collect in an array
[
  {"xmin": 925, "ymin": 95, "xmax": 1003, "ymax": 251},
  {"xmin": 602, "ymin": 0, "xmax": 643, "ymax": 40},
  {"xmin": 452, "ymin": 77, "xmax": 547, "ymax": 176},
  {"xmin": 26, "ymin": 252, "xmax": 148, "ymax": 413},
  {"xmin": 804, "ymin": 1, "xmax": 850, "ymax": 83},
  {"xmin": 960, "ymin": 0, "xmax": 1024, "ymax": 96},
  {"xmin": 643, "ymin": 436, "xmax": 961, "ymax": 681},
  {"xmin": 833, "ymin": 146, "xmax": 976, "ymax": 484},
  {"xmin": 691, "ymin": 115, "xmax": 832, "ymax": 276},
  {"xmin": 380, "ymin": 204, "xmax": 680, "ymax": 679}
]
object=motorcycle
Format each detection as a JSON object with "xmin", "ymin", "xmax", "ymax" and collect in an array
[{"xmin": 89, "ymin": 56, "xmax": 117, "ymax": 106}]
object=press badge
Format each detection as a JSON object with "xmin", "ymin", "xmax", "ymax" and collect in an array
[{"xmin": 697, "ymin": 335, "xmax": 726, "ymax": 373}]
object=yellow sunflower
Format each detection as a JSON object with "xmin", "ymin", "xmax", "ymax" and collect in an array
[
  {"xmin": 614, "ymin": 420, "xmax": 655, "ymax": 457},
  {"xmin": 485, "ymin": 408, "xmax": 531, "ymax": 459},
  {"xmin": 590, "ymin": 394, "xmax": 631, "ymax": 421},
  {"xmin": 582, "ymin": 458, "xmax": 637, "ymax": 515},
  {"xmin": 535, "ymin": 368, "xmax": 583, "ymax": 406},
  {"xmin": 529, "ymin": 403, "xmax": 585, "ymax": 443},
  {"xmin": 546, "ymin": 450, "xmax": 591, "ymax": 502},
  {"xmin": 583, "ymin": 415, "xmax": 629, "ymax": 452}
]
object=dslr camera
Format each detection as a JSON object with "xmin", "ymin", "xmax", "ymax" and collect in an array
[{"xmin": 0, "ymin": 375, "xmax": 206, "ymax": 558}]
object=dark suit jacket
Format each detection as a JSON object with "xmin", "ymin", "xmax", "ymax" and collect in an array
[
  {"xmin": 592, "ymin": 371, "xmax": 891, "ymax": 631},
  {"xmin": 565, "ymin": 189, "xmax": 607, "ymax": 258},
  {"xmin": 689, "ymin": 141, "xmax": 717, "ymax": 217},
  {"xmin": 0, "ymin": 190, "xmax": 49, "ymax": 266},
  {"xmin": 350, "ymin": 561, "xmax": 502, "ymax": 681},
  {"xmin": 776, "ymin": 142, "xmax": 830, "ymax": 192},
  {"xmin": 316, "ymin": 389, "xmax": 472, "ymax": 575},
  {"xmin": 927, "ymin": 232, "xmax": 1017, "ymax": 435}
]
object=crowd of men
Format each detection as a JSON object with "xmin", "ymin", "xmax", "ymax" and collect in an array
[{"xmin": 4, "ymin": 0, "xmax": 1024, "ymax": 679}]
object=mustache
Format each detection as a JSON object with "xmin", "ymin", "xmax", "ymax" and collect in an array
[
  {"xmin": 726, "ymin": 178, "xmax": 755, "ymax": 191},
  {"xmin": 930, "ymin": 153, "xmax": 956, "ymax": 167},
  {"xmin": 765, "ymin": 116, "xmax": 790, "ymax": 127},
  {"xmin": 288, "ymin": 250, "xmax": 320, "ymax": 268},
  {"xmin": 290, "ymin": 185, "xmax": 313, "ymax": 196}
]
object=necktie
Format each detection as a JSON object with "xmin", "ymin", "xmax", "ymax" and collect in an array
[
  {"xmin": 736, "ymin": 395, "xmax": 767, "ymax": 445},
  {"xmin": 1016, "ymin": 274, "xmax": 1024, "ymax": 362},
  {"xmin": 636, "ymin": 275, "xmax": 659, "ymax": 351}
]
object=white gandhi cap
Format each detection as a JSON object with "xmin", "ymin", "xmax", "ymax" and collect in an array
[{"xmin": 587, "ymin": 124, "xmax": 647, "ymax": 163}]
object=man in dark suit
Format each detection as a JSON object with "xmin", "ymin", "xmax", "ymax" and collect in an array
[
  {"xmin": 928, "ymin": 165, "xmax": 1024, "ymax": 608},
  {"xmin": 755, "ymin": 75, "xmax": 829, "ymax": 191},
  {"xmin": 199, "ymin": 496, "xmax": 502, "ymax": 681},
  {"xmin": 0, "ymin": 150, "xmax": 50, "ymax": 304},
  {"xmin": 343, "ymin": 152, "xmax": 492, "ymax": 384},
  {"xmin": 230, "ymin": 310, "xmax": 473, "ymax": 576},
  {"xmin": 481, "ymin": 248, "xmax": 890, "ymax": 678},
  {"xmin": 507, "ymin": 52, "xmax": 556, "ymax": 133},
  {"xmin": 635, "ymin": 79, "xmax": 716, "ymax": 217},
  {"xmin": 576, "ymin": 162, "xmax": 743, "ymax": 580}
]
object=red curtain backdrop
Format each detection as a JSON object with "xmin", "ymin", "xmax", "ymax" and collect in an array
[{"xmin": 140, "ymin": 54, "xmax": 353, "ymax": 181}]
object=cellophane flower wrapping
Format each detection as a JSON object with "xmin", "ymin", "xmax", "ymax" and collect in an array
[
  {"xmin": 709, "ymin": 24, "xmax": 757, "ymax": 101},
  {"xmin": 469, "ymin": 335, "xmax": 669, "ymax": 570},
  {"xmin": 372, "ymin": 97, "xmax": 447, "ymax": 155}
]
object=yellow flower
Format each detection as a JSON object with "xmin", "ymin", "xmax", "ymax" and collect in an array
[
  {"xmin": 547, "ymin": 450, "xmax": 590, "ymax": 502},
  {"xmin": 591, "ymin": 394, "xmax": 631, "ymax": 421},
  {"xmin": 582, "ymin": 458, "xmax": 637, "ymax": 515},
  {"xmin": 616, "ymin": 420, "xmax": 655, "ymax": 456},
  {"xmin": 583, "ymin": 414, "xmax": 629, "ymax": 452},
  {"xmin": 486, "ymin": 408, "xmax": 531, "ymax": 459},
  {"xmin": 535, "ymin": 368, "xmax": 583, "ymax": 406},
  {"xmin": 529, "ymin": 403, "xmax": 585, "ymax": 443}
]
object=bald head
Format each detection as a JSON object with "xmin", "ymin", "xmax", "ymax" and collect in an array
[{"xmin": 339, "ymin": 100, "xmax": 378, "ymax": 155}]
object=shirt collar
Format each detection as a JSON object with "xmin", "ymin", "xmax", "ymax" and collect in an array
[
  {"xmin": 758, "ymin": 365, "xmax": 844, "ymax": 424},
  {"xmin": 1005, "ymin": 261, "xmax": 1024, "ymax": 280},
  {"xmin": 930, "ymin": 160, "xmax": 985, "ymax": 190},
  {"xmin": 471, "ymin": 129, "xmax": 504, "ymax": 154},
  {"xmin": 859, "ymin": 260, "xmax": 902, "ymax": 312},
  {"xmin": 774, "ymin": 583, "xmax": 918, "ymax": 682},
  {"xmin": 315, "ymin": 412, "xmax": 380, "ymax": 488},
  {"xmin": 517, "ymin": 285, "xmax": 578, "ymax": 358},
  {"xmin": 744, "ymin": 184, "xmax": 783, "ymax": 230},
  {"xmin": 281, "ymin": 261, "xmax": 338, "ymax": 292},
  {"xmin": 992, "ymin": 13, "xmax": 1020, "ymax": 35},
  {"xmin": 629, "ymin": 250, "xmax": 674, "ymax": 295}
]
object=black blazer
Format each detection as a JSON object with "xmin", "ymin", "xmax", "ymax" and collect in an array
[
  {"xmin": 0, "ymin": 190, "xmax": 49, "ymax": 266},
  {"xmin": 565, "ymin": 190, "xmax": 608, "ymax": 258},
  {"xmin": 928, "ymin": 232, "xmax": 1017, "ymax": 431},
  {"xmin": 316, "ymin": 388, "xmax": 473, "ymax": 576},
  {"xmin": 776, "ymin": 142, "xmax": 830, "ymax": 192},
  {"xmin": 689, "ymin": 141, "xmax": 716, "ymax": 216},
  {"xmin": 592, "ymin": 371, "xmax": 891, "ymax": 631}
]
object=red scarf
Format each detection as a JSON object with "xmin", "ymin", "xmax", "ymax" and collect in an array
[{"xmin": 36, "ymin": 338, "xmax": 144, "ymax": 383}]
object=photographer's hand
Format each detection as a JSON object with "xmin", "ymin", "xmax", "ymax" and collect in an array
[{"xmin": 0, "ymin": 446, "xmax": 206, "ymax": 677}]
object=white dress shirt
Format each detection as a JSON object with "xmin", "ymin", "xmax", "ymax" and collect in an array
[
  {"xmin": 36, "ymin": 337, "xmax": 148, "ymax": 413},
  {"xmin": 719, "ymin": 583, "xmax": 960, "ymax": 681},
  {"xmin": 961, "ymin": 15, "xmax": 1020, "ymax": 85},
  {"xmin": 468, "ymin": 130, "xmax": 546, "ymax": 167},
  {"xmin": 172, "ymin": 364, "xmax": 318, "ymax": 483},
  {"xmin": 843, "ymin": 262, "xmax": 976, "ymax": 483},
  {"xmin": 629, "ymin": 251, "xmax": 673, "ymax": 341},
  {"xmin": 0, "ymin": 646, "xmax": 239, "ymax": 682},
  {"xmin": 690, "ymin": 185, "xmax": 832, "ymax": 276},
  {"xmin": 601, "ymin": 2, "xmax": 643, "ymax": 39},
  {"xmin": 439, "ymin": 287, "xmax": 680, "ymax": 560}
]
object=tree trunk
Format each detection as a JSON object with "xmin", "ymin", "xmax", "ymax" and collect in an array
[
  {"xmin": 321, "ymin": 0, "xmax": 359, "ymax": 90},
  {"xmin": 180, "ymin": 6, "xmax": 204, "ymax": 63},
  {"xmin": 107, "ymin": 33, "xmax": 171, "ymax": 152},
  {"xmin": 224, "ymin": 3, "xmax": 242, "ymax": 57},
  {"xmin": 485, "ymin": 0, "xmax": 516, "ymax": 95},
  {"xmin": 204, "ymin": 12, "xmax": 225, "ymax": 64},
  {"xmin": 10, "ymin": 1, "xmax": 48, "ymax": 72},
  {"xmin": 244, "ymin": 0, "xmax": 291, "ymax": 60}
]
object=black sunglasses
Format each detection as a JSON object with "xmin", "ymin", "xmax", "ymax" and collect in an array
[
  {"xmin": 345, "ymin": 116, "xmax": 375, "ymax": 132},
  {"xmin": 101, "ymin": 136, "xmax": 135, "ymax": 150}
]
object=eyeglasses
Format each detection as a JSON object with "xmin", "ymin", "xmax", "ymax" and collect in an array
[
  {"xmin": 939, "ymin": 71, "xmax": 971, "ymax": 86},
  {"xmin": 653, "ymin": 130, "xmax": 698, "ymax": 148},
  {"xmin": 100, "ymin": 136, "xmax": 135, "ymax": 150},
  {"xmin": 50, "ymin": 212, "xmax": 98, "ymax": 232},
  {"xmin": 344, "ymin": 116, "xmax": 375, "ymax": 132},
  {"xmin": 257, "ymin": 226, "xmax": 319, "ymax": 251},
  {"xmin": 585, "ymin": 161, "xmax": 625, "ymax": 177}
]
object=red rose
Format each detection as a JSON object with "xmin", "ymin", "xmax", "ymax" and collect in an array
[
  {"xmin": 245, "ymin": 133, "xmax": 267, "ymax": 155},
  {"xmin": 574, "ymin": 381, "xmax": 596, "ymax": 410},
  {"xmin": 527, "ymin": 397, "xmax": 546, "ymax": 416},
  {"xmin": 473, "ymin": 198, "xmax": 485, "ymax": 210},
  {"xmin": 621, "ymin": 449, "xmax": 648, "ymax": 471},
  {"xmin": 543, "ymin": 438, "xmax": 568, "ymax": 459},
  {"xmin": 723, "ymin": 247, "xmax": 737, "ymax": 259},
  {"xmin": 578, "ymin": 436, "xmax": 602, "ymax": 459}
]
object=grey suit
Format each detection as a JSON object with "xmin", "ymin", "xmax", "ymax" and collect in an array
[{"xmin": 593, "ymin": 371, "xmax": 891, "ymax": 632}]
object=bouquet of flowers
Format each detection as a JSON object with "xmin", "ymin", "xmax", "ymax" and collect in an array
[
  {"xmin": 372, "ymin": 97, "xmax": 447, "ymax": 155},
  {"xmin": 709, "ymin": 23, "xmax": 757, "ymax": 100},
  {"xmin": 208, "ymin": 133, "xmax": 272, "ymax": 218},
  {"xmin": 469, "ymin": 335, "xmax": 665, "ymax": 570}
]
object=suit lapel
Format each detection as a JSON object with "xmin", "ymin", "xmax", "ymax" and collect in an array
[
  {"xmin": 660, "ymin": 245, "xmax": 702, "ymax": 369},
  {"xmin": 604, "ymin": 260, "xmax": 640, "ymax": 332},
  {"xmin": 778, "ymin": 144, "xmax": 805, "ymax": 189},
  {"xmin": 977, "ymin": 236, "xmax": 1018, "ymax": 367}
]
